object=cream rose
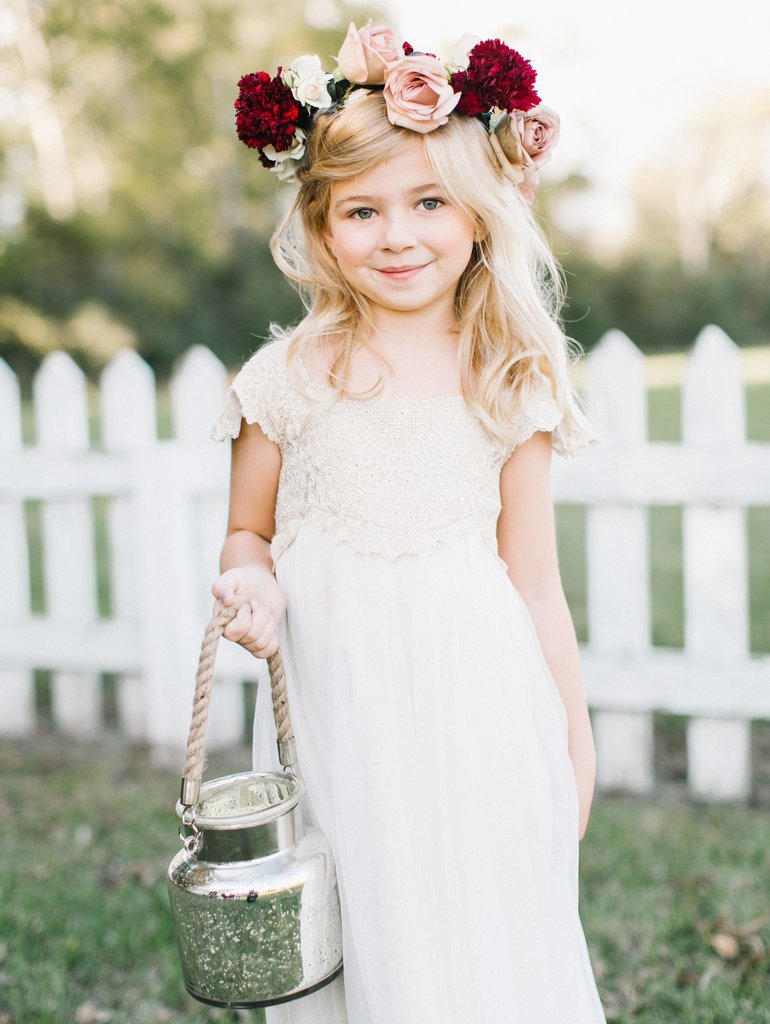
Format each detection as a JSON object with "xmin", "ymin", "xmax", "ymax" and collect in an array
[
  {"xmin": 383, "ymin": 54, "xmax": 461, "ymax": 134},
  {"xmin": 521, "ymin": 105, "xmax": 560, "ymax": 167},
  {"xmin": 262, "ymin": 128, "xmax": 307, "ymax": 181},
  {"xmin": 337, "ymin": 20, "xmax": 401, "ymax": 85},
  {"xmin": 282, "ymin": 55, "xmax": 333, "ymax": 109},
  {"xmin": 447, "ymin": 33, "xmax": 480, "ymax": 72}
]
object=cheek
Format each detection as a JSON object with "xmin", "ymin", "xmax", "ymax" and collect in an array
[
  {"xmin": 328, "ymin": 223, "xmax": 374, "ymax": 267},
  {"xmin": 436, "ymin": 217, "xmax": 475, "ymax": 264}
]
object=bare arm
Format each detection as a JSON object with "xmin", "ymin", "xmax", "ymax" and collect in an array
[
  {"xmin": 497, "ymin": 429, "xmax": 596, "ymax": 840},
  {"xmin": 212, "ymin": 419, "xmax": 286, "ymax": 659}
]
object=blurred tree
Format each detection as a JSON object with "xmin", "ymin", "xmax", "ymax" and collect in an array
[
  {"xmin": 537, "ymin": 89, "xmax": 770, "ymax": 354},
  {"xmin": 630, "ymin": 89, "xmax": 770, "ymax": 275},
  {"xmin": 0, "ymin": 3, "xmax": 767, "ymax": 374},
  {"xmin": 0, "ymin": 0, "xmax": 388, "ymax": 378}
]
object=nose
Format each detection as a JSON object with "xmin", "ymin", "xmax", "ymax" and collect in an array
[{"xmin": 379, "ymin": 210, "xmax": 416, "ymax": 252}]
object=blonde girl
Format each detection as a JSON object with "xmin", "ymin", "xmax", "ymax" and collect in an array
[{"xmin": 211, "ymin": 25, "xmax": 605, "ymax": 1024}]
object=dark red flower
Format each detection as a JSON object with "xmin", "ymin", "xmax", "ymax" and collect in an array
[
  {"xmin": 402, "ymin": 41, "xmax": 414, "ymax": 55},
  {"xmin": 453, "ymin": 38, "xmax": 540, "ymax": 116},
  {"xmin": 235, "ymin": 70, "xmax": 300, "ymax": 154},
  {"xmin": 450, "ymin": 70, "xmax": 487, "ymax": 116}
]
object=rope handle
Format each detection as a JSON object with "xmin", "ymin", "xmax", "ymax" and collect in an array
[{"xmin": 179, "ymin": 599, "xmax": 295, "ymax": 809}]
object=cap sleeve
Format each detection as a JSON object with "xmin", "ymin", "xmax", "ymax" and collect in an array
[
  {"xmin": 505, "ymin": 371, "xmax": 601, "ymax": 459},
  {"xmin": 210, "ymin": 340, "xmax": 289, "ymax": 446}
]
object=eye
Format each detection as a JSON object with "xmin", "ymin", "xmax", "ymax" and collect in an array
[
  {"xmin": 349, "ymin": 207, "xmax": 376, "ymax": 220},
  {"xmin": 418, "ymin": 197, "xmax": 444, "ymax": 212}
]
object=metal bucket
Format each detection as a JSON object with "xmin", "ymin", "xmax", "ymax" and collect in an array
[{"xmin": 167, "ymin": 603, "xmax": 343, "ymax": 1007}]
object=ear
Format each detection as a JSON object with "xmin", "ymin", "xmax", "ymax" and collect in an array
[{"xmin": 323, "ymin": 230, "xmax": 337, "ymax": 260}]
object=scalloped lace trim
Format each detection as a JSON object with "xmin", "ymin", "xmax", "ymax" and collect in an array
[{"xmin": 270, "ymin": 510, "xmax": 502, "ymax": 565}]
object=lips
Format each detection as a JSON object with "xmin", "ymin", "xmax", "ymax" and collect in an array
[{"xmin": 376, "ymin": 263, "xmax": 428, "ymax": 279}]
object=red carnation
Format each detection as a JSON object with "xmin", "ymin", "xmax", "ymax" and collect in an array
[
  {"xmin": 452, "ymin": 38, "xmax": 540, "ymax": 116},
  {"xmin": 235, "ymin": 70, "xmax": 301, "ymax": 154}
]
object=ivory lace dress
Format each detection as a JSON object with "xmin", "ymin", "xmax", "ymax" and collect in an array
[{"xmin": 212, "ymin": 336, "xmax": 606, "ymax": 1024}]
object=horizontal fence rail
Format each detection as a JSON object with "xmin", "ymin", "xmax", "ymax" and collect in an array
[{"xmin": 1, "ymin": 326, "xmax": 769, "ymax": 801}]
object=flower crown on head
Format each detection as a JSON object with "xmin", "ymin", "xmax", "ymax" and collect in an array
[{"xmin": 235, "ymin": 21, "xmax": 560, "ymax": 204}]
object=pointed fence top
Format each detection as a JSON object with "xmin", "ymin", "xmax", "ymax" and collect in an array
[
  {"xmin": 101, "ymin": 349, "xmax": 157, "ymax": 450},
  {"xmin": 33, "ymin": 351, "xmax": 90, "ymax": 450},
  {"xmin": 585, "ymin": 330, "xmax": 647, "ymax": 443},
  {"xmin": 170, "ymin": 346, "xmax": 228, "ymax": 443},
  {"xmin": 683, "ymin": 326, "xmax": 745, "ymax": 445},
  {"xmin": 0, "ymin": 357, "xmax": 23, "ymax": 450}
]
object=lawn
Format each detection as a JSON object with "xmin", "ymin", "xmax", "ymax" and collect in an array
[{"xmin": 1, "ymin": 735, "xmax": 769, "ymax": 1024}]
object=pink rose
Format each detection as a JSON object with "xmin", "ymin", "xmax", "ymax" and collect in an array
[
  {"xmin": 337, "ymin": 21, "xmax": 401, "ymax": 85},
  {"xmin": 383, "ymin": 54, "xmax": 461, "ymax": 134},
  {"xmin": 521, "ymin": 105, "xmax": 560, "ymax": 168}
]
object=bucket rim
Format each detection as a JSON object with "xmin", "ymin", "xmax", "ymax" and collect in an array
[{"xmin": 175, "ymin": 769, "xmax": 303, "ymax": 831}]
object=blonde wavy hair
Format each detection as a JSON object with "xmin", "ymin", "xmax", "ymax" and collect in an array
[{"xmin": 269, "ymin": 88, "xmax": 592, "ymax": 448}]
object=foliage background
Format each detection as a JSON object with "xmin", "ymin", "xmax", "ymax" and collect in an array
[{"xmin": 1, "ymin": 0, "xmax": 768, "ymax": 387}]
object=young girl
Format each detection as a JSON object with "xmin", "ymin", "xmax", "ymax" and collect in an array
[{"xmin": 211, "ymin": 25, "xmax": 606, "ymax": 1024}]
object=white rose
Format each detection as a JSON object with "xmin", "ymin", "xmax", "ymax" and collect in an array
[
  {"xmin": 447, "ymin": 33, "xmax": 480, "ymax": 72},
  {"xmin": 271, "ymin": 159, "xmax": 300, "ymax": 183},
  {"xmin": 282, "ymin": 54, "xmax": 333, "ymax": 109},
  {"xmin": 262, "ymin": 129, "xmax": 306, "ymax": 182}
]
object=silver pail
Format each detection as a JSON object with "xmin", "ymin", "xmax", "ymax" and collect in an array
[{"xmin": 167, "ymin": 602, "xmax": 343, "ymax": 1007}]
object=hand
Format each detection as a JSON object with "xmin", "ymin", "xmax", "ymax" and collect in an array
[
  {"xmin": 211, "ymin": 566, "xmax": 286, "ymax": 660},
  {"xmin": 577, "ymin": 789, "xmax": 593, "ymax": 842},
  {"xmin": 572, "ymin": 753, "xmax": 596, "ymax": 842}
]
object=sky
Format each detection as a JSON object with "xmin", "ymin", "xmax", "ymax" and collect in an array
[{"xmin": 340, "ymin": 0, "xmax": 770, "ymax": 249}]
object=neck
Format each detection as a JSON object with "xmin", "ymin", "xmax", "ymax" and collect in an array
[{"xmin": 367, "ymin": 305, "xmax": 459, "ymax": 352}]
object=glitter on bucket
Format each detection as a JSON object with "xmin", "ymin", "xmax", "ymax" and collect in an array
[
  {"xmin": 197, "ymin": 775, "xmax": 296, "ymax": 819},
  {"xmin": 169, "ymin": 771, "xmax": 343, "ymax": 1007}
]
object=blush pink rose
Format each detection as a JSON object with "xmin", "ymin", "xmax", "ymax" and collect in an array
[
  {"xmin": 521, "ymin": 105, "xmax": 560, "ymax": 168},
  {"xmin": 383, "ymin": 54, "xmax": 461, "ymax": 134},
  {"xmin": 337, "ymin": 21, "xmax": 401, "ymax": 85}
]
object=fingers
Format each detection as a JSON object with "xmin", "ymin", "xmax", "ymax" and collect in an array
[
  {"xmin": 212, "ymin": 566, "xmax": 250, "ymax": 606},
  {"xmin": 222, "ymin": 598, "xmax": 279, "ymax": 659},
  {"xmin": 212, "ymin": 579, "xmax": 235, "ymax": 606}
]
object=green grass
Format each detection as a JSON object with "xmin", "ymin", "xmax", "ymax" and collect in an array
[
  {"xmin": 1, "ymin": 736, "xmax": 769, "ymax": 1023},
  {"xmin": 581, "ymin": 794, "xmax": 770, "ymax": 1023},
  {"xmin": 0, "ymin": 739, "xmax": 263, "ymax": 1024}
]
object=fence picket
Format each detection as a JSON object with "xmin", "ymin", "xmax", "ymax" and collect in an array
[
  {"xmin": 171, "ymin": 345, "xmax": 232, "ymax": 444},
  {"xmin": 33, "ymin": 352, "xmax": 101, "ymax": 736},
  {"xmin": 584, "ymin": 331, "xmax": 654, "ymax": 793},
  {"xmin": 683, "ymin": 326, "xmax": 751, "ymax": 801},
  {"xmin": 0, "ymin": 358, "xmax": 35, "ymax": 735},
  {"xmin": 170, "ymin": 347, "xmax": 245, "ymax": 749},
  {"xmin": 101, "ymin": 349, "xmax": 157, "ymax": 740}
]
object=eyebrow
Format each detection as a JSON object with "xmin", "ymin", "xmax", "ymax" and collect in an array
[{"xmin": 334, "ymin": 183, "xmax": 442, "ymax": 209}]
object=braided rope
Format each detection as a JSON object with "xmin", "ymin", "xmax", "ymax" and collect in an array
[
  {"xmin": 267, "ymin": 649, "xmax": 292, "ymax": 743},
  {"xmin": 182, "ymin": 600, "xmax": 293, "ymax": 786}
]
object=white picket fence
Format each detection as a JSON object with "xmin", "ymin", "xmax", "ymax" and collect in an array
[{"xmin": 1, "ymin": 325, "xmax": 769, "ymax": 801}]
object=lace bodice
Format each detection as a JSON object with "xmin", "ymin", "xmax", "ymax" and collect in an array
[{"xmin": 211, "ymin": 338, "xmax": 598, "ymax": 566}]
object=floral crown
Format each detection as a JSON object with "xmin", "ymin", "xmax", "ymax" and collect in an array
[{"xmin": 235, "ymin": 22, "xmax": 560, "ymax": 204}]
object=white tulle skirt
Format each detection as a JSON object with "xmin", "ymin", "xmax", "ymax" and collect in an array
[{"xmin": 253, "ymin": 521, "xmax": 606, "ymax": 1024}]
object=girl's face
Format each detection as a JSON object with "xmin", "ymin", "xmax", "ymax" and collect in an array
[{"xmin": 323, "ymin": 140, "xmax": 476, "ymax": 325}]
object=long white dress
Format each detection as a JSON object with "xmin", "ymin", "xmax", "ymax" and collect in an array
[{"xmin": 212, "ymin": 336, "xmax": 607, "ymax": 1024}]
